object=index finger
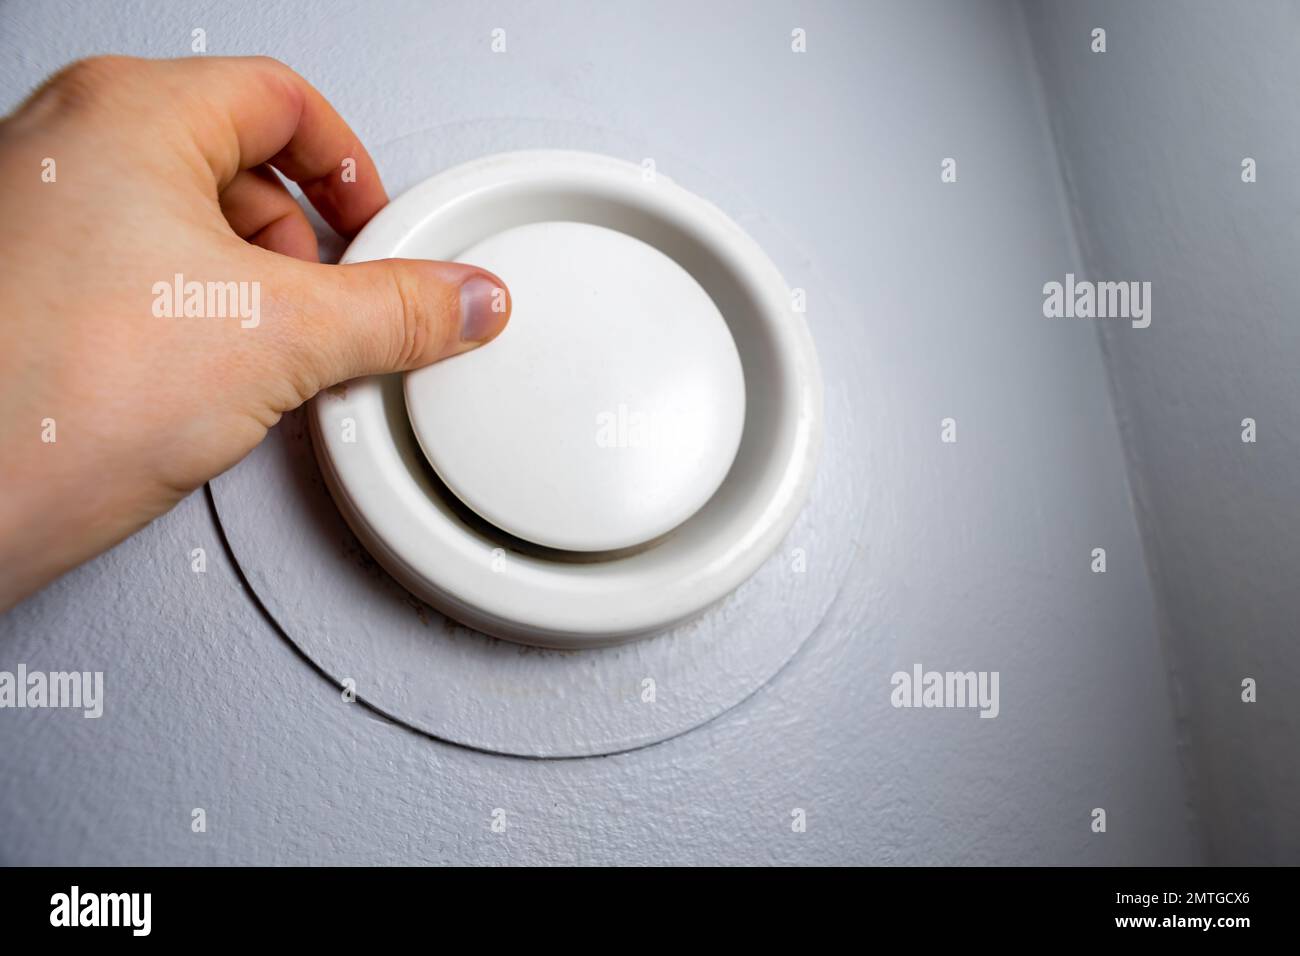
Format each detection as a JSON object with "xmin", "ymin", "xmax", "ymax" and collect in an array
[{"xmin": 163, "ymin": 55, "xmax": 388, "ymax": 237}]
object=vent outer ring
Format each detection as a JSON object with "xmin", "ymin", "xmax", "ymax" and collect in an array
[{"xmin": 309, "ymin": 150, "xmax": 823, "ymax": 648}]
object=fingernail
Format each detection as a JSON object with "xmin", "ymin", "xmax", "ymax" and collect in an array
[{"xmin": 459, "ymin": 273, "xmax": 510, "ymax": 345}]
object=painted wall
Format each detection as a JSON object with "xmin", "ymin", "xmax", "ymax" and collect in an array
[
  {"xmin": 1024, "ymin": 0, "xmax": 1300, "ymax": 864},
  {"xmin": 0, "ymin": 0, "xmax": 1200, "ymax": 864}
]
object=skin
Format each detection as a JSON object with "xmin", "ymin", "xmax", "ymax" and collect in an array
[{"xmin": 0, "ymin": 56, "xmax": 512, "ymax": 611}]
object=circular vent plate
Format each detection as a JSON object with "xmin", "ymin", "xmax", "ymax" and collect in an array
[{"xmin": 405, "ymin": 220, "xmax": 747, "ymax": 554}]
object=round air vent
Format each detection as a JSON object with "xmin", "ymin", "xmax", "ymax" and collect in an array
[{"xmin": 310, "ymin": 150, "xmax": 823, "ymax": 647}]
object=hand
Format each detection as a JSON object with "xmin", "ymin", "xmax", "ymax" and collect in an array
[{"xmin": 0, "ymin": 55, "xmax": 511, "ymax": 611}]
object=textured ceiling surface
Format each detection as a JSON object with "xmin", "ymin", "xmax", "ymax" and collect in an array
[{"xmin": 0, "ymin": 0, "xmax": 1200, "ymax": 864}]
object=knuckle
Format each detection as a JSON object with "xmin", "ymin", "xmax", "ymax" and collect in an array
[
  {"xmin": 245, "ymin": 55, "xmax": 298, "ymax": 96},
  {"xmin": 387, "ymin": 268, "xmax": 436, "ymax": 369},
  {"xmin": 247, "ymin": 54, "xmax": 290, "ymax": 73}
]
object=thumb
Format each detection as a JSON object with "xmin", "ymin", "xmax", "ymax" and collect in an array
[{"xmin": 285, "ymin": 257, "xmax": 511, "ymax": 388}]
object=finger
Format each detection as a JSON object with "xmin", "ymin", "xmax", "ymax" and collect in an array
[
  {"xmin": 267, "ymin": 257, "xmax": 512, "ymax": 393},
  {"xmin": 160, "ymin": 55, "xmax": 387, "ymax": 237},
  {"xmin": 219, "ymin": 165, "xmax": 319, "ymax": 261}
]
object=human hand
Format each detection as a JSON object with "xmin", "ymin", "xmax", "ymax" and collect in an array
[{"xmin": 0, "ymin": 55, "xmax": 511, "ymax": 610}]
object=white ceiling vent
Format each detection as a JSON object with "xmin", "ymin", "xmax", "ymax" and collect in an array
[{"xmin": 310, "ymin": 151, "xmax": 823, "ymax": 648}]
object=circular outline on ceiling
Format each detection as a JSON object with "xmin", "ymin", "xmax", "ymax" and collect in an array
[{"xmin": 208, "ymin": 120, "xmax": 867, "ymax": 757}]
